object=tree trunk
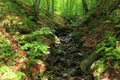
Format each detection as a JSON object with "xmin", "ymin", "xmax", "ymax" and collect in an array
[
  {"xmin": 33, "ymin": 0, "xmax": 41, "ymax": 22},
  {"xmin": 46, "ymin": 0, "xmax": 50, "ymax": 16},
  {"xmin": 52, "ymin": 0, "xmax": 54, "ymax": 18},
  {"xmin": 80, "ymin": 0, "xmax": 120, "ymax": 73},
  {"xmin": 82, "ymin": 0, "xmax": 88, "ymax": 13},
  {"xmin": 66, "ymin": 0, "xmax": 69, "ymax": 17}
]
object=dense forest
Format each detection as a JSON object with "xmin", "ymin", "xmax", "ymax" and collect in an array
[{"xmin": 0, "ymin": 0, "xmax": 120, "ymax": 80}]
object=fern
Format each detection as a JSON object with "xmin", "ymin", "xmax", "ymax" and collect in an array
[
  {"xmin": 18, "ymin": 27, "xmax": 54, "ymax": 59},
  {"xmin": 21, "ymin": 41, "xmax": 50, "ymax": 59},
  {"xmin": 93, "ymin": 36, "xmax": 120, "ymax": 79},
  {"xmin": 31, "ymin": 27, "xmax": 54, "ymax": 36},
  {"xmin": 97, "ymin": 36, "xmax": 120, "ymax": 59}
]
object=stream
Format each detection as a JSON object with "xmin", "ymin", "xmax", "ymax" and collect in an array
[{"xmin": 46, "ymin": 29, "xmax": 94, "ymax": 80}]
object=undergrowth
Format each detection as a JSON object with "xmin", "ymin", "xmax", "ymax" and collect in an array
[
  {"xmin": 0, "ymin": 35, "xmax": 18, "ymax": 65},
  {"xmin": 92, "ymin": 36, "xmax": 120, "ymax": 79},
  {"xmin": 0, "ymin": 66, "xmax": 26, "ymax": 80},
  {"xmin": 16, "ymin": 27, "xmax": 54, "ymax": 59}
]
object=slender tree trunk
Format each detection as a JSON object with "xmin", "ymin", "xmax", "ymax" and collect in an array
[
  {"xmin": 75, "ymin": 0, "xmax": 78, "ymax": 16},
  {"xmin": 46, "ymin": 0, "xmax": 50, "ymax": 16},
  {"xmin": 33, "ymin": 0, "xmax": 41, "ymax": 22},
  {"xmin": 80, "ymin": 0, "xmax": 120, "ymax": 73},
  {"xmin": 62, "ymin": 0, "xmax": 65, "ymax": 14},
  {"xmin": 66, "ymin": 0, "xmax": 69, "ymax": 17},
  {"xmin": 82, "ymin": 0, "xmax": 88, "ymax": 13},
  {"xmin": 52, "ymin": 0, "xmax": 54, "ymax": 18}
]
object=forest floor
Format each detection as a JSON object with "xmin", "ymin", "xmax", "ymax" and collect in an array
[{"xmin": 0, "ymin": 0, "xmax": 120, "ymax": 80}]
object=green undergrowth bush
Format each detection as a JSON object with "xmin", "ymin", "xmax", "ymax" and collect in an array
[
  {"xmin": 16, "ymin": 27, "xmax": 54, "ymax": 59},
  {"xmin": 21, "ymin": 41, "xmax": 50, "ymax": 59},
  {"xmin": 16, "ymin": 16, "xmax": 37, "ymax": 34},
  {"xmin": 3, "ymin": 15, "xmax": 36, "ymax": 34},
  {"xmin": 0, "ymin": 35, "xmax": 19, "ymax": 65},
  {"xmin": 0, "ymin": 66, "xmax": 26, "ymax": 80},
  {"xmin": 92, "ymin": 36, "xmax": 120, "ymax": 79}
]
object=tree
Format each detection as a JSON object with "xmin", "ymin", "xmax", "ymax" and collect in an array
[
  {"xmin": 46, "ymin": 0, "xmax": 50, "ymax": 16},
  {"xmin": 51, "ymin": 0, "xmax": 54, "ymax": 18},
  {"xmin": 33, "ymin": 0, "xmax": 41, "ymax": 22},
  {"xmin": 82, "ymin": 0, "xmax": 88, "ymax": 13},
  {"xmin": 66, "ymin": 0, "xmax": 69, "ymax": 17}
]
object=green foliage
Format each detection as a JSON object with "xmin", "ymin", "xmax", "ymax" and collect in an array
[
  {"xmin": 5, "ymin": 1, "xmax": 20, "ymax": 14},
  {"xmin": 21, "ymin": 41, "xmax": 50, "ymax": 59},
  {"xmin": 20, "ymin": 0, "xmax": 34, "ymax": 6},
  {"xmin": 17, "ymin": 27, "xmax": 54, "ymax": 59},
  {"xmin": 30, "ymin": 27, "xmax": 54, "ymax": 36},
  {"xmin": 16, "ymin": 16, "xmax": 36, "ymax": 33},
  {"xmin": 92, "ymin": 36, "xmax": 120, "ymax": 78},
  {"xmin": 0, "ymin": 66, "xmax": 26, "ymax": 80},
  {"xmin": 96, "ymin": 37, "xmax": 117, "ymax": 57},
  {"xmin": 16, "ymin": 27, "xmax": 54, "ymax": 43},
  {"xmin": 21, "ymin": 16, "xmax": 36, "ymax": 27},
  {"xmin": 0, "ymin": 35, "xmax": 16, "ymax": 65}
]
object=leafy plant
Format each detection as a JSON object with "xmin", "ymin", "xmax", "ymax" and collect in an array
[
  {"xmin": 0, "ymin": 35, "xmax": 16, "ymax": 65},
  {"xmin": 92, "ymin": 36, "xmax": 120, "ymax": 79},
  {"xmin": 21, "ymin": 41, "xmax": 50, "ymax": 59},
  {"xmin": 96, "ymin": 37, "xmax": 117, "ymax": 58},
  {"xmin": 17, "ymin": 27, "xmax": 54, "ymax": 59},
  {"xmin": 0, "ymin": 66, "xmax": 26, "ymax": 80},
  {"xmin": 21, "ymin": 16, "xmax": 36, "ymax": 28}
]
